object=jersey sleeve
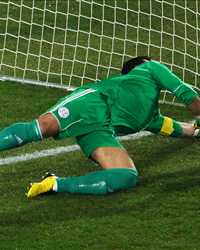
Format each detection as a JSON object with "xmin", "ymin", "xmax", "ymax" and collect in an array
[
  {"xmin": 145, "ymin": 113, "xmax": 182, "ymax": 137},
  {"xmin": 147, "ymin": 60, "xmax": 198, "ymax": 105}
]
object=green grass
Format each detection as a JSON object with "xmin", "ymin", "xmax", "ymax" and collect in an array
[
  {"xmin": 0, "ymin": 0, "xmax": 199, "ymax": 87},
  {"xmin": 0, "ymin": 82, "xmax": 200, "ymax": 249},
  {"xmin": 1, "ymin": 1, "xmax": 200, "ymax": 249}
]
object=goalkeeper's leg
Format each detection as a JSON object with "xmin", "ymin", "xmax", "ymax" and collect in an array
[
  {"xmin": 27, "ymin": 131, "xmax": 138, "ymax": 198},
  {"xmin": 27, "ymin": 148, "xmax": 138, "ymax": 197},
  {"xmin": 0, "ymin": 114, "xmax": 59, "ymax": 151},
  {"xmin": 146, "ymin": 114, "xmax": 197, "ymax": 137}
]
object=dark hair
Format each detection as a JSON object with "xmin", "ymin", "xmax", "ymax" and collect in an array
[{"xmin": 121, "ymin": 56, "xmax": 151, "ymax": 74}]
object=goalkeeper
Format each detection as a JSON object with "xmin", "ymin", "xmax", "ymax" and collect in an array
[{"xmin": 1, "ymin": 57, "xmax": 200, "ymax": 198}]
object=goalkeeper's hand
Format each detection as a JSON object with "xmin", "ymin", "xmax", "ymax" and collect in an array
[{"xmin": 193, "ymin": 118, "xmax": 200, "ymax": 137}]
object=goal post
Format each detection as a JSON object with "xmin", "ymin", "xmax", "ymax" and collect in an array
[{"xmin": 0, "ymin": 0, "xmax": 200, "ymax": 102}]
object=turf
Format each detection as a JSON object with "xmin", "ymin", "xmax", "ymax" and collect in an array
[
  {"xmin": 1, "ymin": 1, "xmax": 200, "ymax": 249},
  {"xmin": 0, "ymin": 82, "xmax": 200, "ymax": 250},
  {"xmin": 0, "ymin": 0, "xmax": 199, "ymax": 88}
]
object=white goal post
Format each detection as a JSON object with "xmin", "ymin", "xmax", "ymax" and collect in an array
[{"xmin": 0, "ymin": 0, "xmax": 200, "ymax": 102}]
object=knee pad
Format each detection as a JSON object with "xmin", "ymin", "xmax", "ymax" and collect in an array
[
  {"xmin": 106, "ymin": 168, "xmax": 139, "ymax": 192},
  {"xmin": 0, "ymin": 120, "xmax": 42, "ymax": 150},
  {"xmin": 9, "ymin": 120, "xmax": 42, "ymax": 144}
]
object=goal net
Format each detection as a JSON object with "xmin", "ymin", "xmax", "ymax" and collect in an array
[{"xmin": 0, "ymin": 0, "xmax": 200, "ymax": 103}]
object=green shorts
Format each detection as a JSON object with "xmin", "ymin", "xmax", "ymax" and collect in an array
[
  {"xmin": 76, "ymin": 129, "xmax": 123, "ymax": 157},
  {"xmin": 45, "ymin": 87, "xmax": 123, "ymax": 157}
]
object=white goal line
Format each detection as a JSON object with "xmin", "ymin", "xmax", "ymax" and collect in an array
[{"xmin": 0, "ymin": 131, "xmax": 152, "ymax": 166}]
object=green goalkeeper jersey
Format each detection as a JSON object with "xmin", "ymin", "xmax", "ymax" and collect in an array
[{"xmin": 80, "ymin": 60, "xmax": 198, "ymax": 134}]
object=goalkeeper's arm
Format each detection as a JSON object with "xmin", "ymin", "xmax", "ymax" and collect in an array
[
  {"xmin": 147, "ymin": 60, "xmax": 200, "ymax": 122},
  {"xmin": 147, "ymin": 60, "xmax": 199, "ymax": 107},
  {"xmin": 146, "ymin": 114, "xmax": 197, "ymax": 138}
]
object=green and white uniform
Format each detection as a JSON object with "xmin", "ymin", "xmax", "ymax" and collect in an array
[{"xmin": 46, "ymin": 60, "xmax": 198, "ymax": 157}]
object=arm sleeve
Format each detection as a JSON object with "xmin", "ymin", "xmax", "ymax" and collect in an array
[
  {"xmin": 147, "ymin": 60, "xmax": 198, "ymax": 105},
  {"xmin": 146, "ymin": 113, "xmax": 183, "ymax": 137}
]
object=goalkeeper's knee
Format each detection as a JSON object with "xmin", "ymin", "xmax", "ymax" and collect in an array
[
  {"xmin": 103, "ymin": 167, "xmax": 139, "ymax": 193},
  {"xmin": 0, "ymin": 120, "xmax": 42, "ymax": 151}
]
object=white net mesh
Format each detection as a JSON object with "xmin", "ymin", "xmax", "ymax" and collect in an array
[{"xmin": 0, "ymin": 0, "xmax": 200, "ymax": 101}]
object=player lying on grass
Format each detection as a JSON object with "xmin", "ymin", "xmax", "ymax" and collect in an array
[{"xmin": 1, "ymin": 56, "xmax": 200, "ymax": 198}]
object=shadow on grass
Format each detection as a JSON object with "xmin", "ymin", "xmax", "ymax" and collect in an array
[
  {"xmin": 131, "ymin": 136, "xmax": 198, "ymax": 169},
  {"xmin": 136, "ymin": 137, "xmax": 200, "ymax": 192},
  {"xmin": 1, "ymin": 136, "xmax": 200, "ymax": 227}
]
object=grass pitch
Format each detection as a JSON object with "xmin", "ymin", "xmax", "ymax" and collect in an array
[
  {"xmin": 0, "ymin": 82, "xmax": 200, "ymax": 250},
  {"xmin": 1, "ymin": 1, "xmax": 200, "ymax": 249},
  {"xmin": 0, "ymin": 0, "xmax": 199, "ymax": 87}
]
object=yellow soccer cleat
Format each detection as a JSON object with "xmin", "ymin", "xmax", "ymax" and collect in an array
[{"xmin": 27, "ymin": 173, "xmax": 56, "ymax": 198}]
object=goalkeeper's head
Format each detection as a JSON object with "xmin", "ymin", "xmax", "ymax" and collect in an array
[{"xmin": 121, "ymin": 56, "xmax": 151, "ymax": 75}]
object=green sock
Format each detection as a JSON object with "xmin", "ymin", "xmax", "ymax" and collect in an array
[
  {"xmin": 0, "ymin": 120, "xmax": 42, "ymax": 151},
  {"xmin": 55, "ymin": 168, "xmax": 138, "ymax": 195}
]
